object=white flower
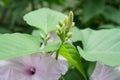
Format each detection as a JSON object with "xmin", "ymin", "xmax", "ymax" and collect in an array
[
  {"xmin": 0, "ymin": 53, "xmax": 68, "ymax": 80},
  {"xmin": 90, "ymin": 62, "xmax": 120, "ymax": 80}
]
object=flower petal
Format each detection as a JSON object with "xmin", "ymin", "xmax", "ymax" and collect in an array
[
  {"xmin": 0, "ymin": 53, "xmax": 68, "ymax": 80},
  {"xmin": 90, "ymin": 62, "xmax": 120, "ymax": 80}
]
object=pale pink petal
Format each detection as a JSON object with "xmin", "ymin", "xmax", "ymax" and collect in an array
[
  {"xmin": 90, "ymin": 62, "xmax": 120, "ymax": 80},
  {"xmin": 0, "ymin": 53, "xmax": 68, "ymax": 80},
  {"xmin": 36, "ymin": 54, "xmax": 68, "ymax": 80},
  {"xmin": 0, "ymin": 66, "xmax": 28, "ymax": 80}
]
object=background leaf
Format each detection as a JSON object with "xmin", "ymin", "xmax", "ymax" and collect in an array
[
  {"xmin": 77, "ymin": 28, "xmax": 120, "ymax": 66},
  {"xmin": 102, "ymin": 6, "xmax": 120, "ymax": 25},
  {"xmin": 0, "ymin": 33, "xmax": 41, "ymax": 60},
  {"xmin": 23, "ymin": 8, "xmax": 67, "ymax": 34},
  {"xmin": 82, "ymin": 0, "xmax": 105, "ymax": 23},
  {"xmin": 99, "ymin": 24, "xmax": 120, "ymax": 29}
]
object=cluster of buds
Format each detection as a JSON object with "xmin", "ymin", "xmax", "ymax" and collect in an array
[
  {"xmin": 56, "ymin": 11, "xmax": 74, "ymax": 42},
  {"xmin": 40, "ymin": 33, "xmax": 50, "ymax": 45}
]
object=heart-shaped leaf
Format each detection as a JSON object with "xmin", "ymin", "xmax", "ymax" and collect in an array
[
  {"xmin": 77, "ymin": 28, "xmax": 120, "ymax": 66},
  {"xmin": 0, "ymin": 33, "xmax": 41, "ymax": 60},
  {"xmin": 24, "ymin": 8, "xmax": 67, "ymax": 34}
]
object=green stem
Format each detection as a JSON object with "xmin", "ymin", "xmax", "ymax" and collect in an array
[
  {"xmin": 44, "ymin": 40, "xmax": 47, "ymax": 46},
  {"xmin": 55, "ymin": 42, "xmax": 63, "ymax": 60}
]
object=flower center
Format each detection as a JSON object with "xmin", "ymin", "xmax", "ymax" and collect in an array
[{"xmin": 27, "ymin": 67, "xmax": 36, "ymax": 75}]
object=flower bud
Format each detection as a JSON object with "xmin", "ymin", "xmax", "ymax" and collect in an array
[
  {"xmin": 56, "ymin": 25, "xmax": 61, "ymax": 32},
  {"xmin": 56, "ymin": 30, "xmax": 60, "ymax": 36},
  {"xmin": 65, "ymin": 37, "xmax": 69, "ymax": 40},
  {"xmin": 66, "ymin": 11, "xmax": 74, "ymax": 31},
  {"xmin": 64, "ymin": 18, "xmax": 68, "ymax": 25},
  {"xmin": 72, "ymin": 22, "xmax": 75, "ymax": 26},
  {"xmin": 46, "ymin": 34, "xmax": 50, "ymax": 40},
  {"xmin": 58, "ymin": 21, "xmax": 63, "ymax": 27},
  {"xmin": 40, "ymin": 33, "xmax": 45, "ymax": 40},
  {"xmin": 67, "ymin": 32, "xmax": 72, "ymax": 38}
]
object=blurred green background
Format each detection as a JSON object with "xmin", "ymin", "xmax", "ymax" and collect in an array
[{"xmin": 0, "ymin": 0, "xmax": 120, "ymax": 34}]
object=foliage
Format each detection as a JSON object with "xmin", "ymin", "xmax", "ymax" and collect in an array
[
  {"xmin": 0, "ymin": 33, "xmax": 42, "ymax": 59},
  {"xmin": 24, "ymin": 8, "xmax": 67, "ymax": 34},
  {"xmin": 0, "ymin": 0, "xmax": 120, "ymax": 32},
  {"xmin": 76, "ymin": 28, "xmax": 120, "ymax": 66}
]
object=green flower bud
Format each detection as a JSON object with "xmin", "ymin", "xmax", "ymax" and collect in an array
[
  {"xmin": 46, "ymin": 34, "xmax": 50, "ymax": 40},
  {"xmin": 72, "ymin": 22, "xmax": 75, "ymax": 26},
  {"xmin": 40, "ymin": 33, "xmax": 45, "ymax": 40},
  {"xmin": 65, "ymin": 37, "xmax": 69, "ymax": 40},
  {"xmin": 66, "ymin": 11, "xmax": 74, "ymax": 31},
  {"xmin": 56, "ymin": 25, "xmax": 61, "ymax": 32},
  {"xmin": 64, "ymin": 18, "xmax": 68, "ymax": 25},
  {"xmin": 67, "ymin": 32, "xmax": 72, "ymax": 38},
  {"xmin": 56, "ymin": 30, "xmax": 60, "ymax": 36},
  {"xmin": 58, "ymin": 21, "xmax": 63, "ymax": 27}
]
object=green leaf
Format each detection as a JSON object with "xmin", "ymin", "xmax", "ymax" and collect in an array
[
  {"xmin": 2, "ymin": 0, "xmax": 10, "ymax": 5},
  {"xmin": 87, "ymin": 62, "xmax": 96, "ymax": 77},
  {"xmin": 70, "ymin": 27, "xmax": 82, "ymax": 42},
  {"xmin": 44, "ymin": 0, "xmax": 65, "ymax": 5},
  {"xmin": 77, "ymin": 28, "xmax": 120, "ymax": 66},
  {"xmin": 0, "ymin": 27, "xmax": 11, "ymax": 33},
  {"xmin": 99, "ymin": 24, "xmax": 120, "ymax": 29},
  {"xmin": 64, "ymin": 68, "xmax": 84, "ymax": 80},
  {"xmin": 102, "ymin": 6, "xmax": 120, "ymax": 24},
  {"xmin": 82, "ymin": 0, "xmax": 105, "ymax": 23},
  {"xmin": 59, "ymin": 42, "xmax": 87, "ymax": 80},
  {"xmin": 0, "ymin": 33, "xmax": 41, "ymax": 60},
  {"xmin": 42, "ymin": 41, "xmax": 61, "ymax": 52},
  {"xmin": 32, "ymin": 30, "xmax": 43, "ymax": 41},
  {"xmin": 23, "ymin": 8, "xmax": 67, "ymax": 34}
]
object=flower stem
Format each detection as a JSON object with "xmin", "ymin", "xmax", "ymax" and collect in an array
[{"xmin": 55, "ymin": 42, "xmax": 63, "ymax": 60}]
